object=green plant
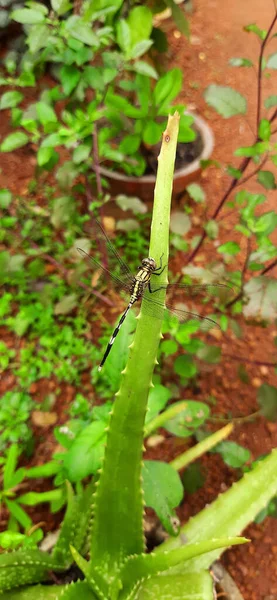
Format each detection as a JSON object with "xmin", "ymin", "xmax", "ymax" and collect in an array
[
  {"xmin": 0, "ymin": 445, "xmax": 64, "ymax": 533},
  {"xmin": 0, "ymin": 0, "xmax": 194, "ymax": 187},
  {"xmin": 1, "ymin": 114, "xmax": 277, "ymax": 600},
  {"xmin": 0, "ymin": 391, "xmax": 33, "ymax": 453}
]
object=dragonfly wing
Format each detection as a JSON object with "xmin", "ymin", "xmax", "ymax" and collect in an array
[
  {"xmin": 148, "ymin": 282, "xmax": 233, "ymax": 301},
  {"xmin": 90, "ymin": 219, "xmax": 134, "ymax": 283},
  {"xmin": 77, "ymin": 247, "xmax": 131, "ymax": 292},
  {"xmin": 141, "ymin": 294, "xmax": 218, "ymax": 330}
]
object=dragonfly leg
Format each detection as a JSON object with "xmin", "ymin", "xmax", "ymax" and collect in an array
[
  {"xmin": 152, "ymin": 254, "xmax": 167, "ymax": 276},
  {"xmin": 148, "ymin": 281, "xmax": 164, "ymax": 294}
]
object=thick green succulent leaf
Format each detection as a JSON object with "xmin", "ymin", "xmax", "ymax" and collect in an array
[
  {"xmin": 136, "ymin": 572, "xmax": 213, "ymax": 599},
  {"xmin": 3, "ymin": 584, "xmax": 65, "ymax": 600},
  {"xmin": 160, "ymin": 449, "xmax": 277, "ymax": 572},
  {"xmin": 58, "ymin": 580, "xmax": 97, "ymax": 599},
  {"xmin": 90, "ymin": 115, "xmax": 180, "ymax": 573},
  {"xmin": 120, "ymin": 537, "xmax": 246, "ymax": 595},
  {"xmin": 52, "ymin": 481, "xmax": 94, "ymax": 565},
  {"xmin": 0, "ymin": 549, "xmax": 62, "ymax": 593}
]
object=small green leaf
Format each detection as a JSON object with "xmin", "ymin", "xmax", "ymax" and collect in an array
[
  {"xmin": 258, "ymin": 384, "xmax": 277, "ymax": 421},
  {"xmin": 170, "ymin": 212, "xmax": 191, "ymax": 235},
  {"xmin": 5, "ymin": 499, "xmax": 32, "ymax": 529},
  {"xmin": 258, "ymin": 119, "xmax": 271, "ymax": 141},
  {"xmin": 115, "ymin": 195, "xmax": 146, "ymax": 215},
  {"xmin": 26, "ymin": 24, "xmax": 49, "ymax": 52},
  {"xmin": 146, "ymin": 384, "xmax": 172, "ymax": 423},
  {"xmin": 0, "ymin": 131, "xmax": 29, "ymax": 152},
  {"xmin": 51, "ymin": 0, "xmax": 72, "ymax": 15},
  {"xmin": 205, "ymin": 220, "xmax": 218, "ymax": 240},
  {"xmin": 127, "ymin": 5, "xmax": 153, "ymax": 49},
  {"xmin": 131, "ymin": 39, "xmax": 153, "ymax": 59},
  {"xmin": 63, "ymin": 421, "xmax": 106, "ymax": 481},
  {"xmin": 132, "ymin": 60, "xmax": 158, "ymax": 79},
  {"xmin": 265, "ymin": 95, "xmax": 277, "ymax": 109},
  {"xmin": 204, "ymin": 85, "xmax": 247, "ymax": 117},
  {"xmin": 11, "ymin": 8, "xmax": 45, "ymax": 24},
  {"xmin": 197, "ymin": 345, "xmax": 221, "ymax": 363},
  {"xmin": 0, "ymin": 531, "xmax": 26, "ymax": 550},
  {"xmin": 174, "ymin": 355, "xmax": 197, "ymax": 378},
  {"xmin": 54, "ymin": 294, "xmax": 78, "ymax": 315},
  {"xmin": 163, "ymin": 0, "xmax": 190, "ymax": 37},
  {"xmin": 116, "ymin": 19, "xmax": 131, "ymax": 53},
  {"xmin": 229, "ymin": 57, "xmax": 253, "ymax": 67},
  {"xmin": 143, "ymin": 460, "xmax": 183, "ymax": 535},
  {"xmin": 65, "ymin": 15, "xmax": 98, "ymax": 46},
  {"xmin": 154, "ymin": 68, "xmax": 182, "ymax": 111},
  {"xmin": 257, "ymin": 170, "xmax": 276, "ymax": 189},
  {"xmin": 73, "ymin": 144, "xmax": 91, "ymax": 164},
  {"xmin": 4, "ymin": 444, "xmax": 19, "ymax": 490},
  {"xmin": 37, "ymin": 146, "xmax": 56, "ymax": 167},
  {"xmin": 215, "ymin": 441, "xmax": 251, "ymax": 468},
  {"xmin": 163, "ymin": 400, "xmax": 210, "ymax": 438},
  {"xmin": 60, "ymin": 65, "xmax": 81, "ymax": 95},
  {"xmin": 186, "ymin": 183, "xmax": 206, "ymax": 203},
  {"xmin": 234, "ymin": 141, "xmax": 268, "ymax": 157},
  {"xmin": 142, "ymin": 120, "xmax": 163, "ymax": 145},
  {"xmin": 0, "ymin": 188, "xmax": 12, "ymax": 209},
  {"xmin": 267, "ymin": 52, "xmax": 277, "ymax": 69},
  {"xmin": 0, "ymin": 91, "xmax": 23, "ymax": 110},
  {"xmin": 51, "ymin": 196, "xmax": 73, "ymax": 228},
  {"xmin": 36, "ymin": 102, "xmax": 57, "ymax": 125},
  {"xmin": 182, "ymin": 463, "xmax": 205, "ymax": 494},
  {"xmin": 217, "ymin": 241, "xmax": 240, "ymax": 255},
  {"xmin": 244, "ymin": 23, "xmax": 266, "ymax": 40},
  {"xmin": 243, "ymin": 277, "xmax": 277, "ymax": 321}
]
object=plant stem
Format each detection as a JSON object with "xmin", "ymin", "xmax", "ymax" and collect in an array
[
  {"xmin": 144, "ymin": 401, "xmax": 188, "ymax": 437},
  {"xmin": 208, "ymin": 409, "xmax": 261, "ymax": 425},
  {"xmin": 225, "ymin": 235, "xmax": 252, "ymax": 308},
  {"xmin": 256, "ymin": 13, "xmax": 277, "ymax": 130},
  {"xmin": 170, "ymin": 424, "xmax": 233, "ymax": 471}
]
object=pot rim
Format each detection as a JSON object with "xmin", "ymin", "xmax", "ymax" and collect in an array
[{"xmin": 99, "ymin": 111, "xmax": 214, "ymax": 183}]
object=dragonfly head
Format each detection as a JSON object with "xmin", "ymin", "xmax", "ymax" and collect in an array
[{"xmin": 142, "ymin": 257, "xmax": 157, "ymax": 271}]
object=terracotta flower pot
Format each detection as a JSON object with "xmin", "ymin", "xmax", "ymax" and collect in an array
[{"xmin": 99, "ymin": 112, "xmax": 214, "ymax": 202}]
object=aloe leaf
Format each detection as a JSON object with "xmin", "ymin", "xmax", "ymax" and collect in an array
[
  {"xmin": 136, "ymin": 572, "xmax": 213, "ymax": 600},
  {"xmin": 58, "ymin": 581, "xmax": 97, "ymax": 599},
  {"xmin": 89, "ymin": 114, "xmax": 180, "ymax": 574},
  {"xmin": 52, "ymin": 481, "xmax": 94, "ymax": 565},
  {"xmin": 0, "ymin": 548, "xmax": 62, "ymax": 593},
  {"xmin": 3, "ymin": 584, "xmax": 65, "ymax": 600},
  {"xmin": 160, "ymin": 448, "xmax": 277, "ymax": 571},
  {"xmin": 120, "ymin": 537, "xmax": 247, "ymax": 594}
]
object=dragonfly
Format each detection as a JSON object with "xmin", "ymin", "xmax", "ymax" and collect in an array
[{"xmin": 77, "ymin": 219, "xmax": 230, "ymax": 371}]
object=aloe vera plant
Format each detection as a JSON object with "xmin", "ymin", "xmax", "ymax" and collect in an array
[{"xmin": 2, "ymin": 113, "xmax": 277, "ymax": 600}]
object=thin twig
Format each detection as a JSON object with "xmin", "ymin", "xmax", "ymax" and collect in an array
[
  {"xmin": 236, "ymin": 153, "xmax": 268, "ymax": 187},
  {"xmin": 225, "ymin": 236, "xmax": 252, "ymax": 308},
  {"xmin": 261, "ymin": 257, "xmax": 277, "ymax": 275},
  {"xmin": 223, "ymin": 353, "xmax": 277, "ymax": 368},
  {"xmin": 256, "ymin": 13, "xmax": 277, "ymax": 130},
  {"xmin": 209, "ymin": 410, "xmax": 262, "ymax": 425}
]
